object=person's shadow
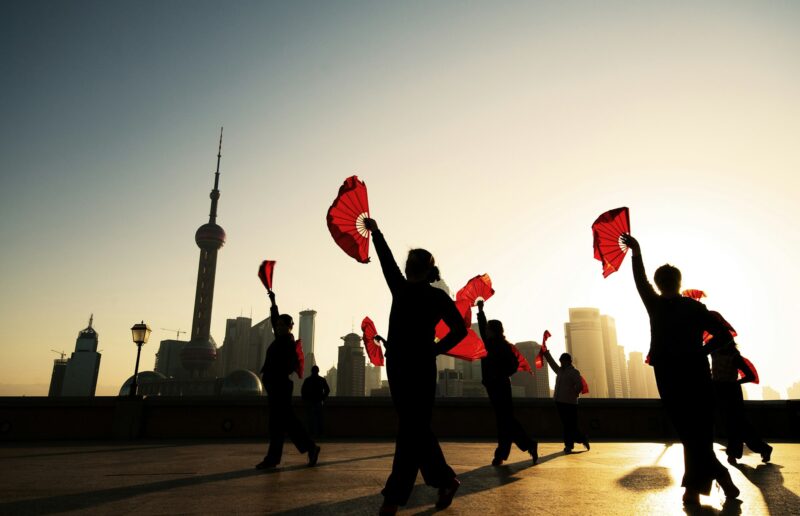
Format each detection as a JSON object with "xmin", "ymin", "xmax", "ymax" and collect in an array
[{"xmin": 733, "ymin": 462, "xmax": 800, "ymax": 515}]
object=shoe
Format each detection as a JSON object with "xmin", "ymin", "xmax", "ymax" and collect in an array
[
  {"xmin": 378, "ymin": 503, "xmax": 398, "ymax": 515},
  {"xmin": 530, "ymin": 441, "xmax": 539, "ymax": 465},
  {"xmin": 727, "ymin": 456, "xmax": 737, "ymax": 466},
  {"xmin": 435, "ymin": 477, "xmax": 461, "ymax": 509},
  {"xmin": 717, "ymin": 472, "xmax": 740, "ymax": 500},
  {"xmin": 491, "ymin": 457, "xmax": 503, "ymax": 466},
  {"xmin": 255, "ymin": 459, "xmax": 278, "ymax": 470},
  {"xmin": 682, "ymin": 489, "xmax": 700, "ymax": 506},
  {"xmin": 563, "ymin": 448, "xmax": 573, "ymax": 454},
  {"xmin": 308, "ymin": 445, "xmax": 321, "ymax": 467},
  {"xmin": 761, "ymin": 445, "xmax": 773, "ymax": 463},
  {"xmin": 583, "ymin": 440, "xmax": 590, "ymax": 451}
]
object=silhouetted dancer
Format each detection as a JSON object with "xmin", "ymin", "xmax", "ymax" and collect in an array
[
  {"xmin": 543, "ymin": 349, "xmax": 589, "ymax": 453},
  {"xmin": 302, "ymin": 365, "xmax": 330, "ymax": 438},
  {"xmin": 621, "ymin": 234, "xmax": 739, "ymax": 505},
  {"xmin": 363, "ymin": 218, "xmax": 467, "ymax": 516},
  {"xmin": 710, "ymin": 342, "xmax": 772, "ymax": 465},
  {"xmin": 476, "ymin": 300, "xmax": 539, "ymax": 466},
  {"xmin": 257, "ymin": 290, "xmax": 320, "ymax": 469}
]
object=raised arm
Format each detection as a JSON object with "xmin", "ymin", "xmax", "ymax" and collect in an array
[
  {"xmin": 476, "ymin": 300, "xmax": 488, "ymax": 342},
  {"xmin": 268, "ymin": 291, "xmax": 280, "ymax": 339},
  {"xmin": 433, "ymin": 294, "xmax": 468, "ymax": 356},
  {"xmin": 622, "ymin": 234, "xmax": 658, "ymax": 309},
  {"xmin": 363, "ymin": 218, "xmax": 404, "ymax": 294},
  {"xmin": 543, "ymin": 349, "xmax": 560, "ymax": 374}
]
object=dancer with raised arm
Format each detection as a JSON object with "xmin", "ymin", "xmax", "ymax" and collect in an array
[
  {"xmin": 542, "ymin": 346, "xmax": 589, "ymax": 454},
  {"xmin": 621, "ymin": 234, "xmax": 738, "ymax": 505},
  {"xmin": 363, "ymin": 217, "xmax": 467, "ymax": 516},
  {"xmin": 476, "ymin": 300, "xmax": 539, "ymax": 465},
  {"xmin": 257, "ymin": 290, "xmax": 320, "ymax": 469}
]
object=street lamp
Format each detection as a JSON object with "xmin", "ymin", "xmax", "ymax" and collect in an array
[{"xmin": 129, "ymin": 321, "xmax": 152, "ymax": 397}]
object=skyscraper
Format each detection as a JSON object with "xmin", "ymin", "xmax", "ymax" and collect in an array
[
  {"xmin": 337, "ymin": 333, "xmax": 365, "ymax": 396},
  {"xmin": 326, "ymin": 366, "xmax": 338, "ymax": 397},
  {"xmin": 220, "ymin": 316, "xmax": 254, "ymax": 375},
  {"xmin": 627, "ymin": 351, "xmax": 650, "ymax": 398},
  {"xmin": 299, "ymin": 310, "xmax": 317, "ymax": 377},
  {"xmin": 365, "ymin": 364, "xmax": 382, "ymax": 396},
  {"xmin": 564, "ymin": 308, "xmax": 608, "ymax": 398},
  {"xmin": 600, "ymin": 315, "xmax": 624, "ymax": 398},
  {"xmin": 616, "ymin": 345, "xmax": 631, "ymax": 399},
  {"xmin": 48, "ymin": 352, "xmax": 68, "ymax": 397},
  {"xmin": 61, "ymin": 316, "xmax": 101, "ymax": 396},
  {"xmin": 181, "ymin": 129, "xmax": 226, "ymax": 377}
]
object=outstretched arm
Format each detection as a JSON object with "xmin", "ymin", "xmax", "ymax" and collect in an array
[
  {"xmin": 433, "ymin": 296, "xmax": 468, "ymax": 356},
  {"xmin": 363, "ymin": 218, "xmax": 404, "ymax": 294},
  {"xmin": 268, "ymin": 291, "xmax": 280, "ymax": 339},
  {"xmin": 476, "ymin": 300, "xmax": 488, "ymax": 342},
  {"xmin": 622, "ymin": 234, "xmax": 658, "ymax": 309},
  {"xmin": 543, "ymin": 349, "xmax": 560, "ymax": 374}
]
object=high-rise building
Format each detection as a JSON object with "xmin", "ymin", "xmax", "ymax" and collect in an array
[
  {"xmin": 512, "ymin": 341, "xmax": 550, "ymax": 398},
  {"xmin": 628, "ymin": 351, "xmax": 649, "ymax": 398},
  {"xmin": 437, "ymin": 369, "xmax": 464, "ymax": 397},
  {"xmin": 154, "ymin": 340, "xmax": 188, "ymax": 379},
  {"xmin": 762, "ymin": 386, "xmax": 781, "ymax": 400},
  {"xmin": 61, "ymin": 316, "xmax": 102, "ymax": 396},
  {"xmin": 181, "ymin": 129, "xmax": 226, "ymax": 377},
  {"xmin": 48, "ymin": 353, "xmax": 68, "ymax": 397},
  {"xmin": 600, "ymin": 315, "xmax": 624, "ymax": 398},
  {"xmin": 564, "ymin": 308, "xmax": 608, "ymax": 398},
  {"xmin": 365, "ymin": 364, "xmax": 382, "ymax": 396},
  {"xmin": 644, "ymin": 366, "xmax": 659, "ymax": 399},
  {"xmin": 220, "ymin": 317, "xmax": 254, "ymax": 375},
  {"xmin": 326, "ymin": 366, "xmax": 338, "ymax": 396},
  {"xmin": 616, "ymin": 345, "xmax": 631, "ymax": 398},
  {"xmin": 337, "ymin": 333, "xmax": 365, "ymax": 396},
  {"xmin": 299, "ymin": 310, "xmax": 317, "ymax": 377},
  {"xmin": 788, "ymin": 381, "xmax": 800, "ymax": 400}
]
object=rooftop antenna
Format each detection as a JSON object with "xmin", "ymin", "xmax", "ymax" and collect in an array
[
  {"xmin": 88, "ymin": 313, "xmax": 94, "ymax": 329},
  {"xmin": 209, "ymin": 126, "xmax": 223, "ymax": 224}
]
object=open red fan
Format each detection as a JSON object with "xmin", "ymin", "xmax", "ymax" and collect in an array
[
  {"xmin": 592, "ymin": 207, "xmax": 630, "ymax": 278},
  {"xmin": 361, "ymin": 317, "xmax": 385, "ymax": 367},
  {"xmin": 535, "ymin": 330, "xmax": 551, "ymax": 369},
  {"xmin": 258, "ymin": 260, "xmax": 276, "ymax": 291},
  {"xmin": 580, "ymin": 376, "xmax": 590, "ymax": 394},
  {"xmin": 295, "ymin": 339, "xmax": 305, "ymax": 378},
  {"xmin": 434, "ymin": 321, "xmax": 487, "ymax": 361},
  {"xmin": 511, "ymin": 344, "xmax": 532, "ymax": 373},
  {"xmin": 456, "ymin": 274, "xmax": 495, "ymax": 306},
  {"xmin": 681, "ymin": 289, "xmax": 707, "ymax": 301},
  {"xmin": 455, "ymin": 299, "xmax": 473, "ymax": 328},
  {"xmin": 739, "ymin": 357, "xmax": 759, "ymax": 384},
  {"xmin": 327, "ymin": 176, "xmax": 371, "ymax": 263},
  {"xmin": 703, "ymin": 311, "xmax": 738, "ymax": 344}
]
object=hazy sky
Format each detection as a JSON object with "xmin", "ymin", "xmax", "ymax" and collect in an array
[{"xmin": 2, "ymin": 1, "xmax": 799, "ymax": 398}]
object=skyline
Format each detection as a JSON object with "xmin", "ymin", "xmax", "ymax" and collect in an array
[{"xmin": 2, "ymin": 2, "xmax": 800, "ymax": 397}]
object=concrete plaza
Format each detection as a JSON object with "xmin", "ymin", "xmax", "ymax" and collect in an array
[{"xmin": 0, "ymin": 441, "xmax": 797, "ymax": 515}]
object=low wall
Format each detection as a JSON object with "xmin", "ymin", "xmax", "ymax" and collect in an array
[{"xmin": 1, "ymin": 397, "xmax": 797, "ymax": 441}]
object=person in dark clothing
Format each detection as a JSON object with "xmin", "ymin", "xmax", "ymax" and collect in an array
[
  {"xmin": 301, "ymin": 365, "xmax": 331, "ymax": 437},
  {"xmin": 621, "ymin": 234, "xmax": 739, "ymax": 505},
  {"xmin": 476, "ymin": 300, "xmax": 538, "ymax": 466},
  {"xmin": 711, "ymin": 342, "xmax": 772, "ymax": 465},
  {"xmin": 363, "ymin": 218, "xmax": 467, "ymax": 516},
  {"xmin": 542, "ymin": 349, "xmax": 589, "ymax": 453},
  {"xmin": 257, "ymin": 290, "xmax": 320, "ymax": 469}
]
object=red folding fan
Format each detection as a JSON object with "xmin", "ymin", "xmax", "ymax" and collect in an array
[
  {"xmin": 455, "ymin": 299, "xmax": 473, "ymax": 328},
  {"xmin": 434, "ymin": 322, "xmax": 487, "ymax": 361},
  {"xmin": 456, "ymin": 274, "xmax": 495, "ymax": 306},
  {"xmin": 327, "ymin": 176, "xmax": 371, "ymax": 263},
  {"xmin": 361, "ymin": 316, "xmax": 385, "ymax": 367},
  {"xmin": 535, "ymin": 330, "xmax": 551, "ymax": 369},
  {"xmin": 703, "ymin": 311, "xmax": 738, "ymax": 344},
  {"xmin": 511, "ymin": 344, "xmax": 532, "ymax": 373},
  {"xmin": 592, "ymin": 207, "xmax": 630, "ymax": 278},
  {"xmin": 295, "ymin": 339, "xmax": 305, "ymax": 378},
  {"xmin": 738, "ymin": 357, "xmax": 759, "ymax": 384},
  {"xmin": 580, "ymin": 376, "xmax": 590, "ymax": 394},
  {"xmin": 681, "ymin": 289, "xmax": 707, "ymax": 301},
  {"xmin": 258, "ymin": 260, "xmax": 276, "ymax": 291}
]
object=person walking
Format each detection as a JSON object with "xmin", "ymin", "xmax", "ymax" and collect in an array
[
  {"xmin": 301, "ymin": 365, "xmax": 331, "ymax": 438},
  {"xmin": 257, "ymin": 290, "xmax": 320, "ymax": 469},
  {"xmin": 363, "ymin": 217, "xmax": 467, "ymax": 516},
  {"xmin": 476, "ymin": 300, "xmax": 538, "ymax": 465},
  {"xmin": 621, "ymin": 234, "xmax": 738, "ymax": 505}
]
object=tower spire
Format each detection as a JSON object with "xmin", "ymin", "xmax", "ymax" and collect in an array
[
  {"xmin": 209, "ymin": 126, "xmax": 223, "ymax": 224},
  {"xmin": 88, "ymin": 313, "xmax": 93, "ymax": 329}
]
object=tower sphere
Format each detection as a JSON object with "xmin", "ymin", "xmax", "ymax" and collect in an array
[{"xmin": 195, "ymin": 223, "xmax": 226, "ymax": 250}]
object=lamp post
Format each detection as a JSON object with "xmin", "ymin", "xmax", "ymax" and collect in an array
[{"xmin": 129, "ymin": 321, "xmax": 152, "ymax": 397}]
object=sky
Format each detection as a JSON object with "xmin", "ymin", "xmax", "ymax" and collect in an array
[{"xmin": 2, "ymin": 1, "xmax": 799, "ymax": 398}]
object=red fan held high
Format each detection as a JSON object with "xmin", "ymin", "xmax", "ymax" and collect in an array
[
  {"xmin": 592, "ymin": 207, "xmax": 630, "ymax": 278},
  {"xmin": 327, "ymin": 176, "xmax": 371, "ymax": 263},
  {"xmin": 435, "ymin": 322, "xmax": 487, "ymax": 361},
  {"xmin": 361, "ymin": 316, "xmax": 385, "ymax": 367},
  {"xmin": 258, "ymin": 260, "xmax": 276, "ymax": 291},
  {"xmin": 535, "ymin": 330, "xmax": 551, "ymax": 369},
  {"xmin": 511, "ymin": 344, "xmax": 532, "ymax": 373},
  {"xmin": 456, "ymin": 274, "xmax": 495, "ymax": 306}
]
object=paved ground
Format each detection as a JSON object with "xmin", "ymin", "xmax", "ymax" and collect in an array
[{"xmin": 0, "ymin": 440, "xmax": 797, "ymax": 515}]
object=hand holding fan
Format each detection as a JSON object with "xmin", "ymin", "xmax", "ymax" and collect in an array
[
  {"xmin": 258, "ymin": 260, "xmax": 276, "ymax": 292},
  {"xmin": 456, "ymin": 274, "xmax": 495, "ymax": 306},
  {"xmin": 361, "ymin": 316, "xmax": 385, "ymax": 367},
  {"xmin": 535, "ymin": 330, "xmax": 551, "ymax": 369}
]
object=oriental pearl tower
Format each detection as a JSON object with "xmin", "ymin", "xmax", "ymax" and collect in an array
[{"xmin": 181, "ymin": 128, "xmax": 226, "ymax": 376}]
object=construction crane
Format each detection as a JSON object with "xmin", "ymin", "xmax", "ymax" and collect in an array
[
  {"xmin": 51, "ymin": 350, "xmax": 67, "ymax": 360},
  {"xmin": 161, "ymin": 328, "xmax": 187, "ymax": 340}
]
